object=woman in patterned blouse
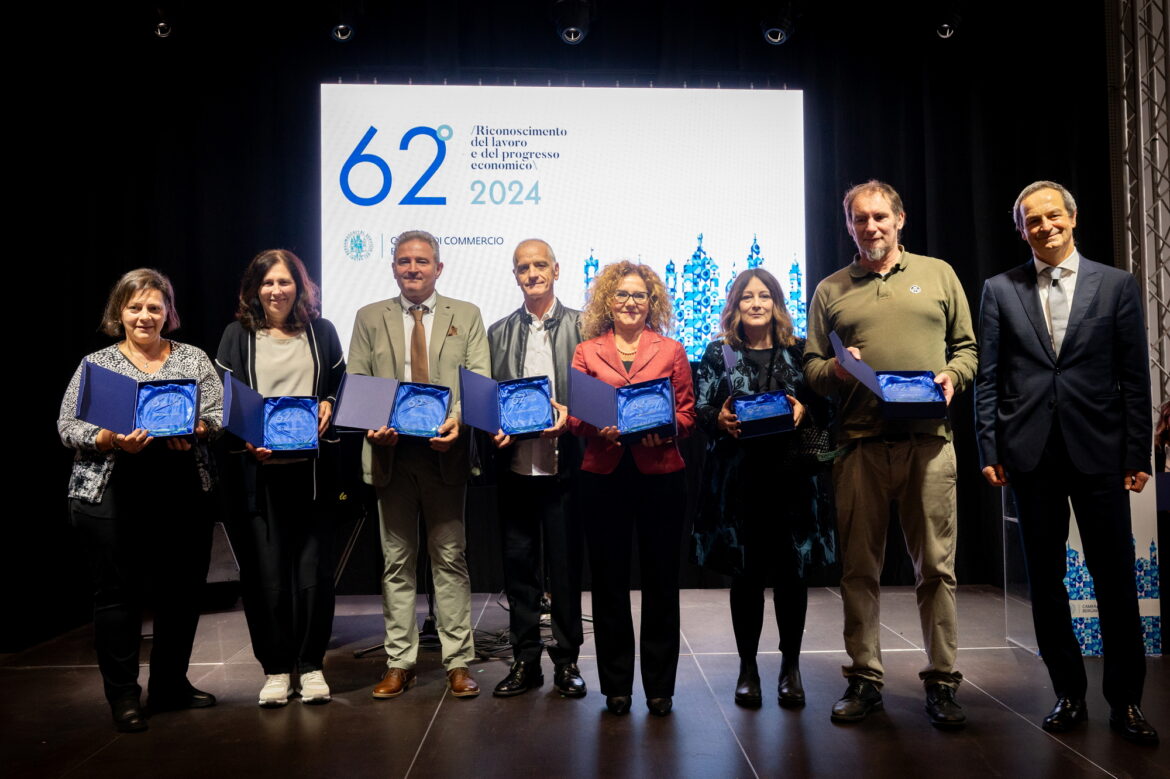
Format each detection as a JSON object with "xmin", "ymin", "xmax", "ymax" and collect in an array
[
  {"xmin": 692, "ymin": 268, "xmax": 836, "ymax": 710},
  {"xmin": 58, "ymin": 268, "xmax": 222, "ymax": 734}
]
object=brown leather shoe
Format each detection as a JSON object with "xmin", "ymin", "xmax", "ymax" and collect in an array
[
  {"xmin": 447, "ymin": 667, "xmax": 480, "ymax": 698},
  {"xmin": 372, "ymin": 667, "xmax": 416, "ymax": 699}
]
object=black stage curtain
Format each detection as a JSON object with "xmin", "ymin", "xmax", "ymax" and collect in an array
[{"xmin": 17, "ymin": 1, "xmax": 1118, "ymax": 651}]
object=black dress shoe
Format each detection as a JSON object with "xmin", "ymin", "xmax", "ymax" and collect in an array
[
  {"xmin": 553, "ymin": 663, "xmax": 587, "ymax": 698},
  {"xmin": 147, "ymin": 684, "xmax": 217, "ymax": 713},
  {"xmin": 493, "ymin": 660, "xmax": 544, "ymax": 697},
  {"xmin": 1042, "ymin": 696, "xmax": 1087, "ymax": 733},
  {"xmin": 735, "ymin": 659, "xmax": 762, "ymax": 707},
  {"xmin": 778, "ymin": 667, "xmax": 806, "ymax": 708},
  {"xmin": 606, "ymin": 695, "xmax": 631, "ymax": 715},
  {"xmin": 647, "ymin": 697, "xmax": 673, "ymax": 716},
  {"xmin": 1109, "ymin": 704, "xmax": 1159, "ymax": 745},
  {"xmin": 924, "ymin": 683, "xmax": 966, "ymax": 729},
  {"xmin": 111, "ymin": 696, "xmax": 148, "ymax": 733},
  {"xmin": 830, "ymin": 678, "xmax": 883, "ymax": 723}
]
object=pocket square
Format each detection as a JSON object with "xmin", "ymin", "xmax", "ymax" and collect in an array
[{"xmin": 447, "ymin": 325, "xmax": 459, "ymax": 337}]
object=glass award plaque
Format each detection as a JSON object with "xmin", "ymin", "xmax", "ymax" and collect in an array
[
  {"xmin": 264, "ymin": 397, "xmax": 319, "ymax": 451},
  {"xmin": 616, "ymin": 378, "xmax": 674, "ymax": 435},
  {"xmin": 390, "ymin": 383, "xmax": 449, "ymax": 437},
  {"xmin": 878, "ymin": 373, "xmax": 942, "ymax": 403},
  {"xmin": 136, "ymin": 381, "xmax": 197, "ymax": 436},
  {"xmin": 499, "ymin": 377, "xmax": 553, "ymax": 436}
]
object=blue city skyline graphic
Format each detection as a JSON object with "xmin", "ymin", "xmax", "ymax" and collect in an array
[
  {"xmin": 582, "ymin": 234, "xmax": 807, "ymax": 362},
  {"xmin": 1065, "ymin": 539, "xmax": 1160, "ymax": 656}
]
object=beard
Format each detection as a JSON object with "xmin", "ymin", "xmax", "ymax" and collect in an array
[{"xmin": 863, "ymin": 244, "xmax": 891, "ymax": 262}]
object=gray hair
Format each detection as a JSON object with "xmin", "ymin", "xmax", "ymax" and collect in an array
[
  {"xmin": 393, "ymin": 230, "xmax": 440, "ymax": 263},
  {"xmin": 512, "ymin": 238, "xmax": 557, "ymax": 266},
  {"xmin": 1013, "ymin": 181, "xmax": 1078, "ymax": 232}
]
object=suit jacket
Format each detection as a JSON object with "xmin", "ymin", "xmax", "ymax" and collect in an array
[
  {"xmin": 974, "ymin": 255, "xmax": 1151, "ymax": 475},
  {"xmin": 347, "ymin": 293, "xmax": 491, "ymax": 487},
  {"xmin": 567, "ymin": 329, "xmax": 696, "ymax": 475}
]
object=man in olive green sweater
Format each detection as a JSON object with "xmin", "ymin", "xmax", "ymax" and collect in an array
[{"xmin": 804, "ymin": 180, "xmax": 977, "ymax": 729}]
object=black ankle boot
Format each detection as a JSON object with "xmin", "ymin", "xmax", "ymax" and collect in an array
[{"xmin": 735, "ymin": 658, "xmax": 762, "ymax": 707}]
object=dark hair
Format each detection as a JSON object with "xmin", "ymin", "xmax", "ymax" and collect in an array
[
  {"xmin": 1013, "ymin": 180, "xmax": 1078, "ymax": 233},
  {"xmin": 236, "ymin": 249, "xmax": 321, "ymax": 332},
  {"xmin": 719, "ymin": 268, "xmax": 795, "ymax": 349},
  {"xmin": 843, "ymin": 179, "xmax": 905, "ymax": 220},
  {"xmin": 100, "ymin": 268, "xmax": 180, "ymax": 337}
]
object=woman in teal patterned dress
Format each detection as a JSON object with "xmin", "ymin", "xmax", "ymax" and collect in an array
[{"xmin": 693, "ymin": 268, "xmax": 836, "ymax": 709}]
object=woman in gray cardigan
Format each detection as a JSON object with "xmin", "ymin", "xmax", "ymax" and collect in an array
[{"xmin": 59, "ymin": 268, "xmax": 222, "ymax": 733}]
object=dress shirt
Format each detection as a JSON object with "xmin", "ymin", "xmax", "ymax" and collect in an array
[
  {"xmin": 400, "ymin": 291, "xmax": 439, "ymax": 383},
  {"xmin": 511, "ymin": 300, "xmax": 559, "ymax": 476},
  {"xmin": 1034, "ymin": 250, "xmax": 1080, "ymax": 341}
]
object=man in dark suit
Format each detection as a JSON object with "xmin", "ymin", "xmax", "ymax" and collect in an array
[
  {"xmin": 975, "ymin": 181, "xmax": 1156, "ymax": 744},
  {"xmin": 348, "ymin": 229, "xmax": 491, "ymax": 700},
  {"xmin": 486, "ymin": 239, "xmax": 587, "ymax": 699}
]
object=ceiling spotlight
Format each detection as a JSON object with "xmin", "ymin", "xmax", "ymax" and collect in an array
[
  {"xmin": 936, "ymin": 12, "xmax": 960, "ymax": 39},
  {"xmin": 154, "ymin": 8, "xmax": 172, "ymax": 38},
  {"xmin": 551, "ymin": 0, "xmax": 592, "ymax": 46},
  {"xmin": 332, "ymin": 23, "xmax": 354, "ymax": 43},
  {"xmin": 759, "ymin": 5, "xmax": 796, "ymax": 46}
]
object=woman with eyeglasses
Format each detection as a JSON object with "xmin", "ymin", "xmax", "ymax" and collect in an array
[{"xmin": 567, "ymin": 260, "xmax": 695, "ymax": 717}]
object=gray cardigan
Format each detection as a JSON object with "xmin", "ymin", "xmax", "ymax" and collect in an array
[{"xmin": 58, "ymin": 341, "xmax": 223, "ymax": 503}]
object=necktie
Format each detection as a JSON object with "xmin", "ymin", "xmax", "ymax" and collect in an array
[
  {"xmin": 1045, "ymin": 266, "xmax": 1069, "ymax": 354},
  {"xmin": 410, "ymin": 305, "xmax": 429, "ymax": 383}
]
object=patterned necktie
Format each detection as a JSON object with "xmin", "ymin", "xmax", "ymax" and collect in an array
[
  {"xmin": 1045, "ymin": 265, "xmax": 1069, "ymax": 354},
  {"xmin": 410, "ymin": 305, "xmax": 429, "ymax": 383}
]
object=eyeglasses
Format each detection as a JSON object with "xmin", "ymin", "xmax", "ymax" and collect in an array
[{"xmin": 612, "ymin": 291, "xmax": 650, "ymax": 304}]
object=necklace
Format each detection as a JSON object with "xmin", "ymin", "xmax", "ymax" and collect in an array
[{"xmin": 122, "ymin": 341, "xmax": 167, "ymax": 373}]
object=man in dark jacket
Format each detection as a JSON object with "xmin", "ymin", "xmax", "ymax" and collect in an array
[
  {"xmin": 975, "ymin": 181, "xmax": 1156, "ymax": 744},
  {"xmin": 487, "ymin": 239, "xmax": 587, "ymax": 698}
]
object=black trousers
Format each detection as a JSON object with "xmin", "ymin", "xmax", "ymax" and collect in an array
[
  {"xmin": 498, "ymin": 469, "xmax": 584, "ymax": 665},
  {"xmin": 232, "ymin": 460, "xmax": 335, "ymax": 675},
  {"xmin": 1011, "ymin": 422, "xmax": 1146, "ymax": 707},
  {"xmin": 729, "ymin": 456, "xmax": 814, "ymax": 665},
  {"xmin": 70, "ymin": 451, "xmax": 212, "ymax": 705},
  {"xmin": 580, "ymin": 453, "xmax": 686, "ymax": 698}
]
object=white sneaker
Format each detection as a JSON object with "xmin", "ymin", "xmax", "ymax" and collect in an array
[
  {"xmin": 299, "ymin": 670, "xmax": 331, "ymax": 704},
  {"xmin": 259, "ymin": 674, "xmax": 291, "ymax": 708}
]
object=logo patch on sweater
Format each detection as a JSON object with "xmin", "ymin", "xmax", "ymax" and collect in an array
[{"xmin": 909, "ymin": 285, "xmax": 922, "ymax": 294}]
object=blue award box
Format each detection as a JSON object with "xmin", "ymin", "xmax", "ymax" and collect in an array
[
  {"xmin": 720, "ymin": 344, "xmax": 795, "ymax": 437},
  {"xmin": 829, "ymin": 331, "xmax": 946, "ymax": 419},
  {"xmin": 569, "ymin": 368, "xmax": 676, "ymax": 442},
  {"xmin": 459, "ymin": 367, "xmax": 553, "ymax": 440},
  {"xmin": 223, "ymin": 372, "xmax": 318, "ymax": 455},
  {"xmin": 75, "ymin": 360, "xmax": 198, "ymax": 438},
  {"xmin": 333, "ymin": 373, "xmax": 451, "ymax": 438}
]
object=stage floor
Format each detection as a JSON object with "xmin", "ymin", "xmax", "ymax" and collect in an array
[{"xmin": 3, "ymin": 586, "xmax": 1164, "ymax": 778}]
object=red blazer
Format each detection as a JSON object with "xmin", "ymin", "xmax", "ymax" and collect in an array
[{"xmin": 568, "ymin": 329, "xmax": 696, "ymax": 475}]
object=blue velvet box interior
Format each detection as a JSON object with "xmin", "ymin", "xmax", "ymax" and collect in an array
[
  {"xmin": 135, "ymin": 380, "xmax": 198, "ymax": 437},
  {"xmin": 876, "ymin": 371, "xmax": 946, "ymax": 419},
  {"xmin": 263, "ymin": 396, "xmax": 319, "ymax": 452},
  {"xmin": 498, "ymin": 376, "xmax": 553, "ymax": 439},
  {"xmin": 390, "ymin": 382, "xmax": 450, "ymax": 437},
  {"xmin": 733, "ymin": 391, "xmax": 794, "ymax": 438},
  {"xmin": 616, "ymin": 377, "xmax": 675, "ymax": 440}
]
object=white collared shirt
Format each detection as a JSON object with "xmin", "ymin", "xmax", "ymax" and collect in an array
[
  {"xmin": 511, "ymin": 299, "xmax": 559, "ymax": 477},
  {"xmin": 1034, "ymin": 250, "xmax": 1080, "ymax": 340},
  {"xmin": 400, "ymin": 291, "xmax": 439, "ymax": 382}
]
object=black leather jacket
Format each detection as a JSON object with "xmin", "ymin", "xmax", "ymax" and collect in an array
[{"xmin": 485, "ymin": 299, "xmax": 584, "ymax": 480}]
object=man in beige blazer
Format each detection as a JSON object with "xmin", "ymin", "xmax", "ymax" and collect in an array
[{"xmin": 347, "ymin": 229, "xmax": 491, "ymax": 699}]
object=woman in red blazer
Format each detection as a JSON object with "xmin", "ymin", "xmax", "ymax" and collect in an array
[{"xmin": 568, "ymin": 260, "xmax": 695, "ymax": 717}]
